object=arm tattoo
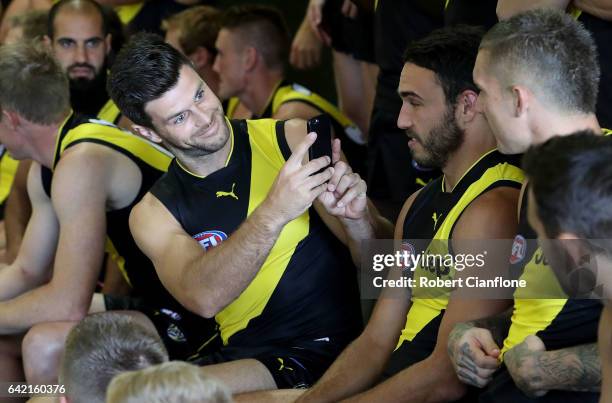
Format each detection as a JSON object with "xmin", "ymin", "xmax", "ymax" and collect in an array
[{"xmin": 536, "ymin": 343, "xmax": 601, "ymax": 392}]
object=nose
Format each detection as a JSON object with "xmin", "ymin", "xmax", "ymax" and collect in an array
[
  {"xmin": 193, "ymin": 106, "xmax": 213, "ymax": 129},
  {"xmin": 397, "ymin": 102, "xmax": 413, "ymax": 130},
  {"xmin": 212, "ymin": 55, "xmax": 221, "ymax": 74},
  {"xmin": 74, "ymin": 43, "xmax": 88, "ymax": 64},
  {"xmin": 474, "ymin": 94, "xmax": 485, "ymax": 114}
]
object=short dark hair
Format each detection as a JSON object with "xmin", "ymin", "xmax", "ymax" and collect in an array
[
  {"xmin": 59, "ymin": 313, "xmax": 168, "ymax": 403},
  {"xmin": 108, "ymin": 32, "xmax": 192, "ymax": 128},
  {"xmin": 0, "ymin": 42, "xmax": 70, "ymax": 124},
  {"xmin": 403, "ymin": 25, "xmax": 484, "ymax": 106},
  {"xmin": 219, "ymin": 5, "xmax": 290, "ymax": 71},
  {"xmin": 523, "ymin": 132, "xmax": 612, "ymax": 243},
  {"xmin": 47, "ymin": 0, "xmax": 108, "ymax": 39},
  {"xmin": 480, "ymin": 9, "xmax": 599, "ymax": 114},
  {"xmin": 163, "ymin": 5, "xmax": 221, "ymax": 56}
]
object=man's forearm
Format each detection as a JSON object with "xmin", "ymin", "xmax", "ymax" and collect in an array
[
  {"xmin": 0, "ymin": 262, "xmax": 49, "ymax": 302},
  {"xmin": 180, "ymin": 202, "xmax": 287, "ymax": 317},
  {"xmin": 299, "ymin": 334, "xmax": 391, "ymax": 403},
  {"xmin": 342, "ymin": 353, "xmax": 465, "ymax": 403},
  {"xmin": 0, "ymin": 282, "xmax": 90, "ymax": 334},
  {"xmin": 340, "ymin": 204, "xmax": 393, "ymax": 265},
  {"xmin": 536, "ymin": 344, "xmax": 601, "ymax": 392}
]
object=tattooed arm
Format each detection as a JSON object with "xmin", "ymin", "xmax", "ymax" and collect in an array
[
  {"xmin": 504, "ymin": 335, "xmax": 601, "ymax": 397},
  {"xmin": 447, "ymin": 307, "xmax": 513, "ymax": 387}
]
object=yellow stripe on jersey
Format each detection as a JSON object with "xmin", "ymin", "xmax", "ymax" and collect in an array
[
  {"xmin": 225, "ymin": 97, "xmax": 240, "ymax": 119},
  {"xmin": 397, "ymin": 150, "xmax": 524, "ymax": 347},
  {"xmin": 58, "ymin": 120, "xmax": 172, "ymax": 173},
  {"xmin": 0, "ymin": 151, "xmax": 19, "ymax": 204},
  {"xmin": 97, "ymin": 99, "xmax": 122, "ymax": 124},
  {"xmin": 215, "ymin": 119, "xmax": 309, "ymax": 344},
  {"xmin": 114, "ymin": 2, "xmax": 144, "ymax": 25}
]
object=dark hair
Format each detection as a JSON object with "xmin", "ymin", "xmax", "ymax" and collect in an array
[
  {"xmin": 403, "ymin": 25, "xmax": 484, "ymax": 106},
  {"xmin": 219, "ymin": 5, "xmax": 290, "ymax": 71},
  {"xmin": 108, "ymin": 32, "xmax": 192, "ymax": 128},
  {"xmin": 101, "ymin": 3, "xmax": 125, "ymax": 65},
  {"xmin": 0, "ymin": 42, "xmax": 70, "ymax": 124},
  {"xmin": 59, "ymin": 313, "xmax": 168, "ymax": 403},
  {"xmin": 480, "ymin": 9, "xmax": 599, "ymax": 114},
  {"xmin": 47, "ymin": 0, "xmax": 108, "ymax": 39},
  {"xmin": 523, "ymin": 132, "xmax": 612, "ymax": 242},
  {"xmin": 163, "ymin": 5, "xmax": 221, "ymax": 56}
]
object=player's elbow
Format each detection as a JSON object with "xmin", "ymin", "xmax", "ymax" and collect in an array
[
  {"xmin": 182, "ymin": 290, "xmax": 220, "ymax": 319},
  {"xmin": 18, "ymin": 263, "xmax": 50, "ymax": 289}
]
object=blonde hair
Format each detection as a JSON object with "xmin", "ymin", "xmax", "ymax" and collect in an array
[{"xmin": 106, "ymin": 361, "xmax": 232, "ymax": 403}]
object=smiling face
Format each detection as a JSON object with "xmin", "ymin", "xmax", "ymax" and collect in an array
[
  {"xmin": 50, "ymin": 8, "xmax": 110, "ymax": 84},
  {"xmin": 143, "ymin": 64, "xmax": 229, "ymax": 158},
  {"xmin": 397, "ymin": 62, "xmax": 464, "ymax": 169}
]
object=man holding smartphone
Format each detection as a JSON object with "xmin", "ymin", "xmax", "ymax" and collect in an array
[{"xmin": 107, "ymin": 33, "xmax": 392, "ymax": 394}]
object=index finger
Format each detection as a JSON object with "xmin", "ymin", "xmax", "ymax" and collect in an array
[
  {"xmin": 287, "ymin": 132, "xmax": 317, "ymax": 168},
  {"xmin": 332, "ymin": 138, "xmax": 341, "ymax": 164}
]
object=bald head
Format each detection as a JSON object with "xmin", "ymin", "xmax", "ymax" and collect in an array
[{"xmin": 48, "ymin": 0, "xmax": 107, "ymax": 39}]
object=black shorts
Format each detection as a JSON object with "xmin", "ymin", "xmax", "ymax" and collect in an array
[
  {"xmin": 104, "ymin": 294, "xmax": 221, "ymax": 361},
  {"xmin": 193, "ymin": 338, "xmax": 347, "ymax": 389}
]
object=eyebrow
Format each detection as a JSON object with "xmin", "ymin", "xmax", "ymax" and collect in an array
[
  {"xmin": 164, "ymin": 83, "xmax": 204, "ymax": 123},
  {"xmin": 397, "ymin": 90, "xmax": 424, "ymax": 101}
]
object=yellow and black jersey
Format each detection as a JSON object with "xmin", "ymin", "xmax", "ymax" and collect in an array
[
  {"xmin": 97, "ymin": 98, "xmax": 123, "ymax": 125},
  {"xmin": 226, "ymin": 81, "xmax": 366, "ymax": 172},
  {"xmin": 383, "ymin": 150, "xmax": 523, "ymax": 377},
  {"xmin": 0, "ymin": 145, "xmax": 19, "ymax": 218},
  {"xmin": 502, "ymin": 131, "xmax": 612, "ymax": 357},
  {"xmin": 149, "ymin": 118, "xmax": 363, "ymax": 349},
  {"xmin": 40, "ymin": 112, "xmax": 173, "ymax": 302}
]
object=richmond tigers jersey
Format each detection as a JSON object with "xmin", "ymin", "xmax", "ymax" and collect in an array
[
  {"xmin": 40, "ymin": 112, "xmax": 174, "ymax": 302},
  {"xmin": 149, "ymin": 118, "xmax": 363, "ymax": 348},
  {"xmin": 97, "ymin": 98, "xmax": 123, "ymax": 125},
  {"xmin": 396, "ymin": 150, "xmax": 523, "ymax": 358},
  {"xmin": 502, "ymin": 130, "xmax": 612, "ymax": 356}
]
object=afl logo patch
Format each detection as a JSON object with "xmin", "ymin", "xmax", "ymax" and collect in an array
[
  {"xmin": 166, "ymin": 323, "xmax": 186, "ymax": 343},
  {"xmin": 509, "ymin": 235, "xmax": 526, "ymax": 265},
  {"xmin": 400, "ymin": 241, "xmax": 416, "ymax": 270},
  {"xmin": 193, "ymin": 230, "xmax": 228, "ymax": 251}
]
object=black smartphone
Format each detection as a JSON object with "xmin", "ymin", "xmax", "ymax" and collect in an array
[{"xmin": 307, "ymin": 114, "xmax": 333, "ymax": 173}]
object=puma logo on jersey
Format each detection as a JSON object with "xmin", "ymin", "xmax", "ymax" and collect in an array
[
  {"xmin": 216, "ymin": 183, "xmax": 238, "ymax": 200},
  {"xmin": 432, "ymin": 212, "xmax": 443, "ymax": 230}
]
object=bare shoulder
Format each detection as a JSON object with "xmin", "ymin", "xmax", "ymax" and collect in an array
[{"xmin": 455, "ymin": 186, "xmax": 520, "ymax": 239}]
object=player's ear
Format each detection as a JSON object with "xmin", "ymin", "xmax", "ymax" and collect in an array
[{"xmin": 132, "ymin": 124, "xmax": 162, "ymax": 144}]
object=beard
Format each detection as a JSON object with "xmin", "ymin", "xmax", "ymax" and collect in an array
[
  {"xmin": 69, "ymin": 63, "xmax": 109, "ymax": 117},
  {"xmin": 407, "ymin": 107, "xmax": 465, "ymax": 169}
]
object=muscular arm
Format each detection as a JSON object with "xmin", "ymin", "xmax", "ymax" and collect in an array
[
  {"xmin": 130, "ymin": 126, "xmax": 332, "ymax": 318},
  {"xmin": 4, "ymin": 160, "xmax": 32, "ymax": 264},
  {"xmin": 505, "ymin": 338, "xmax": 601, "ymax": 395},
  {"xmin": 297, "ymin": 192, "xmax": 419, "ymax": 403},
  {"xmin": 0, "ymin": 163, "xmax": 57, "ymax": 302},
  {"xmin": 0, "ymin": 146, "xmax": 112, "ymax": 334},
  {"xmin": 342, "ymin": 187, "xmax": 520, "ymax": 402},
  {"xmin": 496, "ymin": 0, "xmax": 571, "ymax": 20}
]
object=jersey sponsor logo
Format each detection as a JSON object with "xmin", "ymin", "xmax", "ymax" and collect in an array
[
  {"xmin": 216, "ymin": 182, "xmax": 238, "ymax": 200},
  {"xmin": 166, "ymin": 323, "xmax": 186, "ymax": 343},
  {"xmin": 193, "ymin": 230, "xmax": 228, "ymax": 250},
  {"xmin": 509, "ymin": 235, "xmax": 527, "ymax": 265}
]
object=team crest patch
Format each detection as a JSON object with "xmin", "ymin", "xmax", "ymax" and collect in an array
[
  {"xmin": 193, "ymin": 230, "xmax": 228, "ymax": 251},
  {"xmin": 509, "ymin": 235, "xmax": 527, "ymax": 265}
]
